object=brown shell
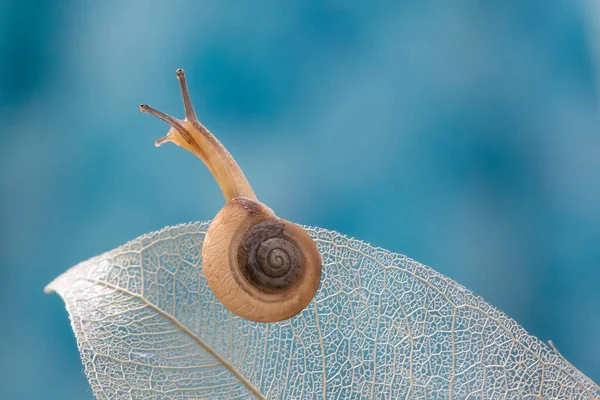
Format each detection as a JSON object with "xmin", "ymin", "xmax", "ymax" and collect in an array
[{"xmin": 202, "ymin": 198, "xmax": 322, "ymax": 323}]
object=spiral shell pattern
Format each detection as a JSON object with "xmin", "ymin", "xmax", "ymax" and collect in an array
[{"xmin": 237, "ymin": 220, "xmax": 303, "ymax": 293}]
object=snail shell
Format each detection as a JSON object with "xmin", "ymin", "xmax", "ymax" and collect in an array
[
  {"xmin": 141, "ymin": 69, "xmax": 322, "ymax": 322},
  {"xmin": 204, "ymin": 198, "xmax": 321, "ymax": 322}
]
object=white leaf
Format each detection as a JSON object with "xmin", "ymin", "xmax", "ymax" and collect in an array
[{"xmin": 46, "ymin": 222, "xmax": 600, "ymax": 399}]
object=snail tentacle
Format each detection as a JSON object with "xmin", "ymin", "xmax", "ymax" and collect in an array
[{"xmin": 140, "ymin": 69, "xmax": 255, "ymax": 201}]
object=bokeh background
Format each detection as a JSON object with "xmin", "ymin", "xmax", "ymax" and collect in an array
[{"xmin": 1, "ymin": 1, "xmax": 599, "ymax": 398}]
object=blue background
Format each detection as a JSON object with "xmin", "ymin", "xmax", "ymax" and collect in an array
[{"xmin": 1, "ymin": 1, "xmax": 599, "ymax": 398}]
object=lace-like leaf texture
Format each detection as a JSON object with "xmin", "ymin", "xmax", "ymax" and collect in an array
[{"xmin": 46, "ymin": 221, "xmax": 599, "ymax": 399}]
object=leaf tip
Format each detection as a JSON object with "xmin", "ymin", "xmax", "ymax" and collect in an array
[{"xmin": 44, "ymin": 280, "xmax": 57, "ymax": 294}]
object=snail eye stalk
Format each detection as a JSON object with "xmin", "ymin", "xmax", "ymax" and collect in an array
[{"xmin": 140, "ymin": 69, "xmax": 255, "ymax": 202}]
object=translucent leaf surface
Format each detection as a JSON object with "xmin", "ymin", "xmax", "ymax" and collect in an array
[{"xmin": 46, "ymin": 222, "xmax": 600, "ymax": 399}]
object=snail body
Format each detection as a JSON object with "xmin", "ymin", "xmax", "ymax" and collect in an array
[{"xmin": 141, "ymin": 70, "xmax": 321, "ymax": 322}]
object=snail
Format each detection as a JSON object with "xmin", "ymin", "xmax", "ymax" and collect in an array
[{"xmin": 140, "ymin": 69, "xmax": 322, "ymax": 323}]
